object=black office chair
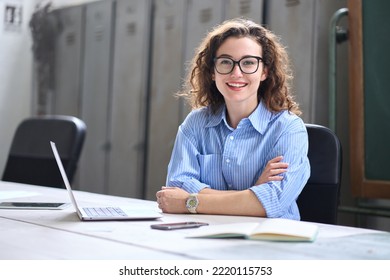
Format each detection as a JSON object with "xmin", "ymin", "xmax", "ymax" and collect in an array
[
  {"xmin": 2, "ymin": 115, "xmax": 86, "ymax": 188},
  {"xmin": 297, "ymin": 124, "xmax": 342, "ymax": 224}
]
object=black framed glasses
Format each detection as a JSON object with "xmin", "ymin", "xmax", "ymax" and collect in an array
[{"xmin": 214, "ymin": 56, "xmax": 263, "ymax": 75}]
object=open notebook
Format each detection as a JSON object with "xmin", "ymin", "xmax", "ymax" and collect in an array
[
  {"xmin": 50, "ymin": 141, "xmax": 162, "ymax": 221},
  {"xmin": 186, "ymin": 218, "xmax": 319, "ymax": 242}
]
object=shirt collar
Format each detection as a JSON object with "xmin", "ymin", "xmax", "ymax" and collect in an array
[
  {"xmin": 205, "ymin": 101, "xmax": 275, "ymax": 134},
  {"xmin": 205, "ymin": 106, "xmax": 225, "ymax": 128},
  {"xmin": 248, "ymin": 101, "xmax": 274, "ymax": 134}
]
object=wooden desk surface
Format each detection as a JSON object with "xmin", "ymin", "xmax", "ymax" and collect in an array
[{"xmin": 1, "ymin": 181, "xmax": 389, "ymax": 260}]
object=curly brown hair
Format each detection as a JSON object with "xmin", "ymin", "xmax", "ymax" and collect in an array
[{"xmin": 180, "ymin": 18, "xmax": 301, "ymax": 116}]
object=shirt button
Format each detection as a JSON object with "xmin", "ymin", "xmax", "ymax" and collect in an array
[
  {"xmin": 229, "ymin": 136, "xmax": 234, "ymax": 141},
  {"xmin": 226, "ymin": 159, "xmax": 230, "ymax": 163}
]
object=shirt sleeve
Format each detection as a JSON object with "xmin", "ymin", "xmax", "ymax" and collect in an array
[
  {"xmin": 249, "ymin": 118, "xmax": 310, "ymax": 219},
  {"xmin": 166, "ymin": 124, "xmax": 210, "ymax": 193}
]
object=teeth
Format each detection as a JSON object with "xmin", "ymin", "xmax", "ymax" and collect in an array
[{"xmin": 227, "ymin": 83, "xmax": 246, "ymax": 88}]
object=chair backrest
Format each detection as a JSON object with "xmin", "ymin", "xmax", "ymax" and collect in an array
[
  {"xmin": 297, "ymin": 124, "xmax": 342, "ymax": 224},
  {"xmin": 2, "ymin": 115, "xmax": 86, "ymax": 188}
]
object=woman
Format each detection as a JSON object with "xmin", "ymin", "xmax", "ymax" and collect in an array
[{"xmin": 156, "ymin": 18, "xmax": 310, "ymax": 220}]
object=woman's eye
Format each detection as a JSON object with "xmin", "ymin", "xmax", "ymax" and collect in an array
[
  {"xmin": 220, "ymin": 59, "xmax": 232, "ymax": 65},
  {"xmin": 242, "ymin": 59, "xmax": 255, "ymax": 65}
]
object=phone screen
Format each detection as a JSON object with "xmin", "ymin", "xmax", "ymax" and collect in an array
[
  {"xmin": 151, "ymin": 222, "xmax": 209, "ymax": 230},
  {"xmin": 0, "ymin": 202, "xmax": 70, "ymax": 210}
]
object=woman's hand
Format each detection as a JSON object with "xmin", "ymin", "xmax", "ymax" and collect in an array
[
  {"xmin": 255, "ymin": 156, "xmax": 288, "ymax": 185},
  {"xmin": 156, "ymin": 186, "xmax": 190, "ymax": 213}
]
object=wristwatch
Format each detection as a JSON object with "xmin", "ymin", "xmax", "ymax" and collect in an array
[{"xmin": 186, "ymin": 193, "xmax": 199, "ymax": 214}]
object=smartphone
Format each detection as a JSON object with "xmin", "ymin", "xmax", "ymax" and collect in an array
[
  {"xmin": 151, "ymin": 222, "xmax": 209, "ymax": 230},
  {"xmin": 0, "ymin": 202, "xmax": 70, "ymax": 210}
]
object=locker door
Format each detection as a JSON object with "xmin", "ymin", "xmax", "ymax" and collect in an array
[
  {"xmin": 224, "ymin": 0, "xmax": 263, "ymax": 23},
  {"xmin": 53, "ymin": 5, "xmax": 85, "ymax": 117},
  {"xmin": 108, "ymin": 0, "xmax": 152, "ymax": 198},
  {"xmin": 145, "ymin": 0, "xmax": 187, "ymax": 200},
  {"xmin": 179, "ymin": 0, "xmax": 226, "ymax": 121},
  {"xmin": 184, "ymin": 0, "xmax": 225, "ymax": 65},
  {"xmin": 267, "ymin": 0, "xmax": 316, "ymax": 123},
  {"xmin": 79, "ymin": 0, "xmax": 114, "ymax": 194},
  {"xmin": 267, "ymin": 0, "xmax": 347, "ymax": 124}
]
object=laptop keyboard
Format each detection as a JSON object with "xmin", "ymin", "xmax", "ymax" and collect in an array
[{"xmin": 83, "ymin": 207, "xmax": 127, "ymax": 217}]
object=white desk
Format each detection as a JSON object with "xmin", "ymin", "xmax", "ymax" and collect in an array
[{"xmin": 1, "ymin": 181, "xmax": 390, "ymax": 260}]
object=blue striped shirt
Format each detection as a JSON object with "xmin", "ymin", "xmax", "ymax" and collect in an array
[{"xmin": 166, "ymin": 101, "xmax": 310, "ymax": 220}]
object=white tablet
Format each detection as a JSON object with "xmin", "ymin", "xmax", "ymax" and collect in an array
[{"xmin": 0, "ymin": 202, "xmax": 70, "ymax": 210}]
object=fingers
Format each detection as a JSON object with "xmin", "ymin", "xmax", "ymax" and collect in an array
[
  {"xmin": 156, "ymin": 187, "xmax": 183, "ymax": 212},
  {"xmin": 267, "ymin": 161, "xmax": 288, "ymax": 169},
  {"xmin": 155, "ymin": 187, "xmax": 171, "ymax": 206},
  {"xmin": 255, "ymin": 156, "xmax": 289, "ymax": 185},
  {"xmin": 268, "ymin": 155, "xmax": 284, "ymax": 163},
  {"xmin": 156, "ymin": 189, "xmax": 167, "ymax": 211},
  {"xmin": 263, "ymin": 166, "xmax": 288, "ymax": 177},
  {"xmin": 266, "ymin": 156, "xmax": 287, "ymax": 165},
  {"xmin": 156, "ymin": 190, "xmax": 162, "ymax": 210},
  {"xmin": 269, "ymin": 167, "xmax": 288, "ymax": 175},
  {"xmin": 265, "ymin": 156, "xmax": 288, "ymax": 173},
  {"xmin": 156, "ymin": 186, "xmax": 191, "ymax": 214}
]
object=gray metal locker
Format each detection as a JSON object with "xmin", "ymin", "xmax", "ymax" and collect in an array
[
  {"xmin": 224, "ymin": 0, "xmax": 263, "ymax": 23},
  {"xmin": 79, "ymin": 0, "xmax": 114, "ymax": 194},
  {"xmin": 267, "ymin": 0, "xmax": 347, "ymax": 125},
  {"xmin": 145, "ymin": 0, "xmax": 187, "ymax": 200},
  {"xmin": 53, "ymin": 5, "xmax": 85, "ymax": 118},
  {"xmin": 179, "ymin": 0, "xmax": 226, "ymax": 121},
  {"xmin": 267, "ymin": 0, "xmax": 316, "ymax": 123},
  {"xmin": 183, "ymin": 0, "xmax": 225, "ymax": 65},
  {"xmin": 107, "ymin": 0, "xmax": 152, "ymax": 198}
]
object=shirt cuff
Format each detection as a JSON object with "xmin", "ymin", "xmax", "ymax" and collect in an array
[
  {"xmin": 174, "ymin": 178, "xmax": 209, "ymax": 194},
  {"xmin": 250, "ymin": 184, "xmax": 283, "ymax": 218}
]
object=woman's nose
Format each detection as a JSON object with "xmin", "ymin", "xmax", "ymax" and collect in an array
[{"xmin": 230, "ymin": 63, "xmax": 243, "ymax": 77}]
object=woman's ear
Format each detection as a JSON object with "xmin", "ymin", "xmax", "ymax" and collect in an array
[{"xmin": 260, "ymin": 67, "xmax": 268, "ymax": 81}]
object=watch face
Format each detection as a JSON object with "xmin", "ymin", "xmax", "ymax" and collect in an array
[
  {"xmin": 188, "ymin": 199, "xmax": 197, "ymax": 207},
  {"xmin": 186, "ymin": 194, "xmax": 199, "ymax": 213}
]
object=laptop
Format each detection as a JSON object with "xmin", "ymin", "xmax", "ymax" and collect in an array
[{"xmin": 50, "ymin": 141, "xmax": 162, "ymax": 221}]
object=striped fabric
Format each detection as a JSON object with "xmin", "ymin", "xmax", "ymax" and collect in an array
[{"xmin": 166, "ymin": 101, "xmax": 310, "ymax": 220}]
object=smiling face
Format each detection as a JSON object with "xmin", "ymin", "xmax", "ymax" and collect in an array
[{"xmin": 213, "ymin": 36, "xmax": 267, "ymax": 113}]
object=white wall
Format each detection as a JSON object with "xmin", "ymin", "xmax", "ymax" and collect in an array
[
  {"xmin": 0, "ymin": 0, "xmax": 37, "ymax": 173},
  {"xmin": 0, "ymin": 0, "xmax": 98, "ymax": 174}
]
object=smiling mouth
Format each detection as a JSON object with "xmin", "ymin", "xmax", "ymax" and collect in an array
[{"xmin": 227, "ymin": 82, "xmax": 247, "ymax": 88}]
